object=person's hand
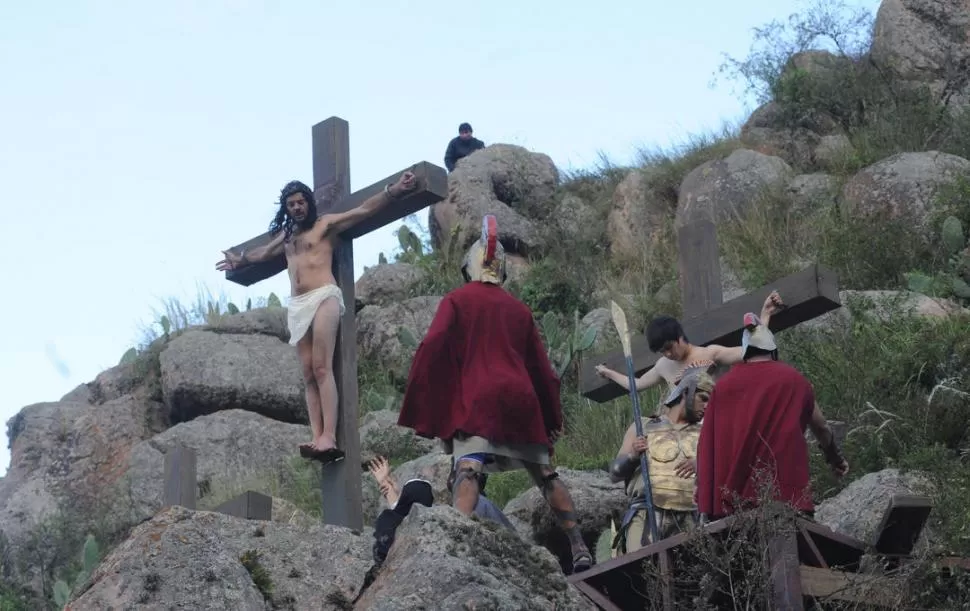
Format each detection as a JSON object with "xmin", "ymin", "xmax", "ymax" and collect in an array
[
  {"xmin": 595, "ymin": 364, "xmax": 612, "ymax": 379},
  {"xmin": 368, "ymin": 456, "xmax": 392, "ymax": 485},
  {"xmin": 831, "ymin": 458, "xmax": 849, "ymax": 478},
  {"xmin": 389, "ymin": 171, "xmax": 417, "ymax": 197},
  {"xmin": 547, "ymin": 426, "xmax": 564, "ymax": 444},
  {"xmin": 675, "ymin": 458, "xmax": 696, "ymax": 478},
  {"xmin": 761, "ymin": 290, "xmax": 785, "ymax": 317},
  {"xmin": 630, "ymin": 436, "xmax": 648, "ymax": 456},
  {"xmin": 215, "ymin": 250, "xmax": 242, "ymax": 271}
]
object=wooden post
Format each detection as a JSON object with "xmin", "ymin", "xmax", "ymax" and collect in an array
[
  {"xmin": 677, "ymin": 219, "xmax": 723, "ymax": 321},
  {"xmin": 163, "ymin": 445, "xmax": 197, "ymax": 509}
]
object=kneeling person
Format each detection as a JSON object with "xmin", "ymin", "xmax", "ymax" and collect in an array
[{"xmin": 609, "ymin": 366, "xmax": 712, "ymax": 555}]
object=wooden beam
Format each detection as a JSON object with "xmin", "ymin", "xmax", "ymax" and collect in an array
[
  {"xmin": 768, "ymin": 529, "xmax": 804, "ymax": 610},
  {"xmin": 572, "ymin": 581, "xmax": 624, "ymax": 611},
  {"xmin": 162, "ymin": 445, "xmax": 197, "ymax": 510},
  {"xmin": 678, "ymin": 220, "xmax": 723, "ymax": 320},
  {"xmin": 580, "ymin": 264, "xmax": 842, "ymax": 402},
  {"xmin": 872, "ymin": 494, "xmax": 933, "ymax": 557},
  {"xmin": 223, "ymin": 160, "xmax": 448, "ymax": 287},
  {"xmin": 214, "ymin": 491, "xmax": 273, "ymax": 521},
  {"xmin": 799, "ymin": 566, "xmax": 901, "ymax": 607}
]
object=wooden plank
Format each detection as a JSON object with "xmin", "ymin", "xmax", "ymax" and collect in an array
[
  {"xmin": 799, "ymin": 566, "xmax": 900, "ymax": 607},
  {"xmin": 678, "ymin": 220, "xmax": 723, "ymax": 320},
  {"xmin": 162, "ymin": 445, "xmax": 197, "ymax": 510},
  {"xmin": 768, "ymin": 530, "xmax": 804, "ymax": 610},
  {"xmin": 214, "ymin": 491, "xmax": 273, "ymax": 521},
  {"xmin": 572, "ymin": 581, "xmax": 624, "ymax": 611},
  {"xmin": 308, "ymin": 118, "xmax": 364, "ymax": 532},
  {"xmin": 871, "ymin": 494, "xmax": 933, "ymax": 556},
  {"xmin": 796, "ymin": 519, "xmax": 866, "ymax": 571},
  {"xmin": 796, "ymin": 523, "xmax": 828, "ymax": 568},
  {"xmin": 223, "ymin": 160, "xmax": 448, "ymax": 287},
  {"xmin": 581, "ymin": 264, "xmax": 842, "ymax": 402}
]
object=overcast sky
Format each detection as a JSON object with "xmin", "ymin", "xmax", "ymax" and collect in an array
[{"xmin": 0, "ymin": 0, "xmax": 880, "ymax": 474}]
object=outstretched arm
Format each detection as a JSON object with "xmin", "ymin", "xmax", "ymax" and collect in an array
[
  {"xmin": 595, "ymin": 364, "xmax": 662, "ymax": 391},
  {"xmin": 215, "ymin": 230, "xmax": 286, "ymax": 272},
  {"xmin": 706, "ymin": 290, "xmax": 787, "ymax": 365},
  {"xmin": 324, "ymin": 171, "xmax": 417, "ymax": 235}
]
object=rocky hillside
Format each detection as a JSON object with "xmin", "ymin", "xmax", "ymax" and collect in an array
[{"xmin": 3, "ymin": 0, "xmax": 970, "ymax": 608}]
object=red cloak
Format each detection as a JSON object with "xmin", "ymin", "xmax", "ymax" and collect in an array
[
  {"xmin": 696, "ymin": 360, "xmax": 816, "ymax": 517},
  {"xmin": 397, "ymin": 281, "xmax": 562, "ymax": 451}
]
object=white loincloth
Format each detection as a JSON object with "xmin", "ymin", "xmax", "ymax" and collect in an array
[{"xmin": 286, "ymin": 284, "xmax": 346, "ymax": 346}]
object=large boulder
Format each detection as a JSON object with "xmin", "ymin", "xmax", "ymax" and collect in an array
[
  {"xmin": 504, "ymin": 468, "xmax": 627, "ymax": 573},
  {"xmin": 356, "ymin": 296, "xmax": 442, "ymax": 381},
  {"xmin": 68, "ymin": 505, "xmax": 373, "ymax": 610},
  {"xmin": 202, "ymin": 307, "xmax": 290, "ymax": 343},
  {"xmin": 429, "ymin": 144, "xmax": 559, "ymax": 256},
  {"xmin": 358, "ymin": 409, "xmax": 437, "ymax": 463},
  {"xmin": 0, "ymin": 395, "xmax": 166, "ymax": 545},
  {"xmin": 354, "ymin": 262, "xmax": 427, "ymax": 311},
  {"xmin": 159, "ymin": 330, "xmax": 306, "ymax": 424},
  {"xmin": 803, "ymin": 289, "xmax": 967, "ymax": 332},
  {"xmin": 607, "ymin": 169, "xmax": 667, "ymax": 261},
  {"xmin": 840, "ymin": 151, "xmax": 970, "ymax": 235},
  {"xmin": 121, "ymin": 410, "xmax": 314, "ymax": 525},
  {"xmin": 353, "ymin": 505, "xmax": 595, "ymax": 611},
  {"xmin": 675, "ymin": 149, "xmax": 794, "ymax": 230},
  {"xmin": 815, "ymin": 468, "xmax": 936, "ymax": 551},
  {"xmin": 871, "ymin": 0, "xmax": 970, "ymax": 110}
]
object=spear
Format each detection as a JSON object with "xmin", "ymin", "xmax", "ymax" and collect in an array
[{"xmin": 609, "ymin": 300, "xmax": 660, "ymax": 544}]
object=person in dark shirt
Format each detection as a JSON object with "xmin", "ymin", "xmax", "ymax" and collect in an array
[{"xmin": 444, "ymin": 122, "xmax": 485, "ymax": 172}]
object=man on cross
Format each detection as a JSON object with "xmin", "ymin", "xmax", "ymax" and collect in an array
[
  {"xmin": 215, "ymin": 172, "xmax": 417, "ymax": 462},
  {"xmin": 397, "ymin": 215, "xmax": 594, "ymax": 574},
  {"xmin": 594, "ymin": 290, "xmax": 785, "ymax": 411}
]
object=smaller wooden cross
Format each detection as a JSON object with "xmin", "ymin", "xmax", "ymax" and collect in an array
[
  {"xmin": 580, "ymin": 220, "xmax": 843, "ymax": 402},
  {"xmin": 221, "ymin": 117, "xmax": 448, "ymax": 530}
]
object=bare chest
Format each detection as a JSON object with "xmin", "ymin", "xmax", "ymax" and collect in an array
[{"xmin": 285, "ymin": 226, "xmax": 333, "ymax": 259}]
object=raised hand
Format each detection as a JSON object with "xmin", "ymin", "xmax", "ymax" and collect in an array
[
  {"xmin": 368, "ymin": 455, "xmax": 392, "ymax": 484},
  {"xmin": 390, "ymin": 171, "xmax": 417, "ymax": 197},
  {"xmin": 761, "ymin": 290, "xmax": 785, "ymax": 318},
  {"xmin": 215, "ymin": 250, "xmax": 242, "ymax": 272}
]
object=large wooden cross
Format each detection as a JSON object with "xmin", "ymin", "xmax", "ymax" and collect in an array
[
  {"xmin": 580, "ymin": 220, "xmax": 843, "ymax": 402},
  {"xmin": 222, "ymin": 117, "xmax": 448, "ymax": 530}
]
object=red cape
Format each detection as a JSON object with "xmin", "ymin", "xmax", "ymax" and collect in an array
[
  {"xmin": 696, "ymin": 360, "xmax": 816, "ymax": 517},
  {"xmin": 397, "ymin": 282, "xmax": 562, "ymax": 451}
]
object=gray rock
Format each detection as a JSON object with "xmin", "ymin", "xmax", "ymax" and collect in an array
[
  {"xmin": 871, "ymin": 0, "xmax": 970, "ymax": 111},
  {"xmin": 504, "ymin": 468, "xmax": 627, "ymax": 573},
  {"xmin": 815, "ymin": 468, "xmax": 936, "ymax": 550},
  {"xmin": 353, "ymin": 504, "xmax": 595, "ymax": 610},
  {"xmin": 802, "ymin": 290, "xmax": 967, "ymax": 332},
  {"xmin": 203, "ymin": 307, "xmax": 289, "ymax": 343},
  {"xmin": 69, "ymin": 505, "xmax": 372, "ymax": 610},
  {"xmin": 787, "ymin": 173, "xmax": 839, "ymax": 215},
  {"xmin": 429, "ymin": 144, "xmax": 559, "ymax": 256},
  {"xmin": 359, "ymin": 409, "xmax": 437, "ymax": 463},
  {"xmin": 841, "ymin": 151, "xmax": 970, "ymax": 235},
  {"xmin": 354, "ymin": 262, "xmax": 428, "ymax": 311},
  {"xmin": 676, "ymin": 149, "xmax": 794, "ymax": 230},
  {"xmin": 356, "ymin": 296, "xmax": 443, "ymax": 381},
  {"xmin": 159, "ymin": 329, "xmax": 306, "ymax": 424}
]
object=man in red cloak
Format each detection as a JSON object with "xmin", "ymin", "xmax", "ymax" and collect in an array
[
  {"xmin": 397, "ymin": 215, "xmax": 593, "ymax": 574},
  {"xmin": 696, "ymin": 313, "xmax": 849, "ymax": 521}
]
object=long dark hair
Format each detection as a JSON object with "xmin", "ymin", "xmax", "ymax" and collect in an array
[{"xmin": 269, "ymin": 180, "xmax": 317, "ymax": 240}]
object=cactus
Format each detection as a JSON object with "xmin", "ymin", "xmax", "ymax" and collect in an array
[
  {"xmin": 397, "ymin": 326, "xmax": 419, "ymax": 350},
  {"xmin": 267, "ymin": 293, "xmax": 282, "ymax": 308},
  {"xmin": 53, "ymin": 534, "xmax": 100, "ymax": 608},
  {"xmin": 942, "ymin": 215, "xmax": 965, "ymax": 255},
  {"xmin": 541, "ymin": 311, "xmax": 599, "ymax": 379},
  {"xmin": 118, "ymin": 347, "xmax": 138, "ymax": 365},
  {"xmin": 953, "ymin": 277, "xmax": 970, "ymax": 299},
  {"xmin": 246, "ymin": 298, "xmax": 252, "ymax": 311},
  {"xmin": 227, "ymin": 302, "xmax": 240, "ymax": 315},
  {"xmin": 378, "ymin": 252, "xmax": 388, "ymax": 265},
  {"xmin": 594, "ymin": 519, "xmax": 618, "ymax": 564},
  {"xmin": 160, "ymin": 315, "xmax": 171, "ymax": 337},
  {"xmin": 395, "ymin": 225, "xmax": 425, "ymax": 263}
]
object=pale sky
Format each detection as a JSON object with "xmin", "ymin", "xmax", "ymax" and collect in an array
[{"xmin": 0, "ymin": 0, "xmax": 880, "ymax": 474}]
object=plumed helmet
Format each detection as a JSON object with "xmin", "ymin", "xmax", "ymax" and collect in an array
[
  {"xmin": 741, "ymin": 312, "xmax": 778, "ymax": 360},
  {"xmin": 461, "ymin": 215, "xmax": 507, "ymax": 284}
]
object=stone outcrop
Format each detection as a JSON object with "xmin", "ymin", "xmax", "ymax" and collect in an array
[
  {"xmin": 429, "ymin": 144, "xmax": 559, "ymax": 256},
  {"xmin": 354, "ymin": 262, "xmax": 427, "ymax": 311},
  {"xmin": 356, "ymin": 296, "xmax": 442, "ymax": 381}
]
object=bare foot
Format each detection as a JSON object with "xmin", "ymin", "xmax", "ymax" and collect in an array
[{"xmin": 313, "ymin": 435, "xmax": 337, "ymax": 452}]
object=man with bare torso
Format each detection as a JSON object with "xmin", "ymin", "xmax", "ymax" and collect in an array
[
  {"xmin": 594, "ymin": 291, "xmax": 784, "ymax": 411},
  {"xmin": 216, "ymin": 172, "xmax": 417, "ymax": 461}
]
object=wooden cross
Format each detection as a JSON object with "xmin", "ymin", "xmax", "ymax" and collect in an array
[
  {"xmin": 221, "ymin": 117, "xmax": 448, "ymax": 530},
  {"xmin": 580, "ymin": 220, "xmax": 843, "ymax": 402}
]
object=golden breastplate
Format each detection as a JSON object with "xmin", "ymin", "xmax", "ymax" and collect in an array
[{"xmin": 628, "ymin": 421, "xmax": 699, "ymax": 512}]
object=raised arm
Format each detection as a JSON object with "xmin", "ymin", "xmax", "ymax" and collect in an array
[
  {"xmin": 215, "ymin": 230, "xmax": 286, "ymax": 272},
  {"xmin": 595, "ymin": 364, "xmax": 662, "ymax": 391},
  {"xmin": 324, "ymin": 171, "xmax": 417, "ymax": 235}
]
